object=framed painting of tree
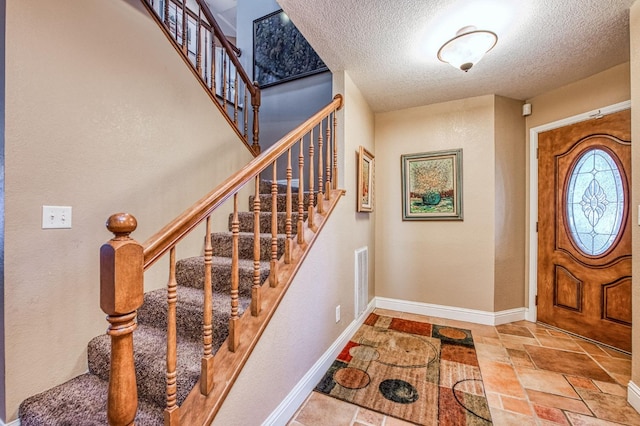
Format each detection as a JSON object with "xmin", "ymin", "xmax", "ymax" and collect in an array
[{"xmin": 401, "ymin": 149, "xmax": 463, "ymax": 220}]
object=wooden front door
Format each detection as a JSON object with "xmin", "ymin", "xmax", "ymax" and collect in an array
[{"xmin": 537, "ymin": 109, "xmax": 632, "ymax": 352}]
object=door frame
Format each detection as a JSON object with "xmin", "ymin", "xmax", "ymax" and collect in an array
[{"xmin": 526, "ymin": 100, "xmax": 631, "ymax": 323}]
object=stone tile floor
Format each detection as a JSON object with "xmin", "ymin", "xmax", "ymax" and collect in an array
[{"xmin": 287, "ymin": 308, "xmax": 640, "ymax": 425}]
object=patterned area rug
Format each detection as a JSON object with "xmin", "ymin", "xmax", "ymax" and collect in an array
[{"xmin": 315, "ymin": 313, "xmax": 492, "ymax": 425}]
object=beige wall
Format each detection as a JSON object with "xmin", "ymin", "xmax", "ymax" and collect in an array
[
  {"xmin": 4, "ymin": 0, "xmax": 253, "ymax": 420},
  {"xmin": 374, "ymin": 96, "xmax": 497, "ymax": 311},
  {"xmin": 494, "ymin": 96, "xmax": 526, "ymax": 311},
  {"xmin": 631, "ymin": 0, "xmax": 640, "ymax": 388},
  {"xmin": 214, "ymin": 71, "xmax": 376, "ymax": 424}
]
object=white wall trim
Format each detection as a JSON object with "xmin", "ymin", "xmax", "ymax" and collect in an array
[
  {"xmin": 262, "ymin": 299, "xmax": 376, "ymax": 426},
  {"xmin": 375, "ymin": 297, "xmax": 526, "ymax": 326},
  {"xmin": 628, "ymin": 381, "xmax": 640, "ymax": 414},
  {"xmin": 527, "ymin": 100, "xmax": 631, "ymax": 323},
  {"xmin": 1, "ymin": 419, "xmax": 20, "ymax": 426}
]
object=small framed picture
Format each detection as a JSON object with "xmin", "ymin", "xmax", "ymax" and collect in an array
[
  {"xmin": 401, "ymin": 149, "xmax": 463, "ymax": 220},
  {"xmin": 358, "ymin": 146, "xmax": 374, "ymax": 212}
]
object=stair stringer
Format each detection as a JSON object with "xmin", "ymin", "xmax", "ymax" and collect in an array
[{"xmin": 178, "ymin": 188, "xmax": 346, "ymax": 425}]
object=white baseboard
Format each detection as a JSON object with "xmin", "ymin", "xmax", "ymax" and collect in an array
[
  {"xmin": 262, "ymin": 299, "xmax": 376, "ymax": 426},
  {"xmin": 628, "ymin": 380, "xmax": 640, "ymax": 414},
  {"xmin": 1, "ymin": 419, "xmax": 20, "ymax": 426},
  {"xmin": 374, "ymin": 297, "xmax": 526, "ymax": 326}
]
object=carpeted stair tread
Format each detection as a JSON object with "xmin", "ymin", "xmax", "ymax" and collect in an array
[
  {"xmin": 176, "ymin": 255, "xmax": 271, "ymax": 291},
  {"xmin": 258, "ymin": 180, "xmax": 292, "ymax": 194},
  {"xmin": 210, "ymin": 231, "xmax": 286, "ymax": 261},
  {"xmin": 137, "ymin": 286, "xmax": 250, "ymax": 342},
  {"xmin": 18, "ymin": 373, "xmax": 163, "ymax": 426},
  {"xmin": 249, "ymin": 192, "xmax": 317, "ymax": 212},
  {"xmin": 230, "ymin": 211, "xmax": 306, "ymax": 234},
  {"xmin": 88, "ymin": 324, "xmax": 209, "ymax": 408}
]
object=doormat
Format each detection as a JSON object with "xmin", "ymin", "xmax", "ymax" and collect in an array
[{"xmin": 315, "ymin": 313, "xmax": 492, "ymax": 425}]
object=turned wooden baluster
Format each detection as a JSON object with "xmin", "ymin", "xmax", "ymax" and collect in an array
[
  {"xmin": 101, "ymin": 213, "xmax": 143, "ymax": 426},
  {"xmin": 165, "ymin": 247, "xmax": 180, "ymax": 425},
  {"xmin": 325, "ymin": 117, "xmax": 331, "ymax": 201},
  {"xmin": 200, "ymin": 215, "xmax": 214, "ymax": 395},
  {"xmin": 233, "ymin": 69, "xmax": 239, "ymax": 125},
  {"xmin": 196, "ymin": 12, "xmax": 202, "ymax": 74},
  {"xmin": 251, "ymin": 176, "xmax": 262, "ymax": 315},
  {"xmin": 270, "ymin": 163, "xmax": 279, "ymax": 287},
  {"xmin": 163, "ymin": 0, "xmax": 170, "ymax": 29},
  {"xmin": 252, "ymin": 82, "xmax": 261, "ymax": 155},
  {"xmin": 244, "ymin": 89, "xmax": 249, "ymax": 140},
  {"xmin": 307, "ymin": 130, "xmax": 317, "ymax": 231},
  {"xmin": 181, "ymin": 2, "xmax": 187, "ymax": 55},
  {"xmin": 229, "ymin": 193, "xmax": 240, "ymax": 351},
  {"xmin": 210, "ymin": 38, "xmax": 217, "ymax": 96},
  {"xmin": 222, "ymin": 52, "xmax": 228, "ymax": 107},
  {"xmin": 333, "ymin": 111, "xmax": 338, "ymax": 190},
  {"xmin": 297, "ymin": 138, "xmax": 305, "ymax": 245},
  {"xmin": 317, "ymin": 121, "xmax": 325, "ymax": 214},
  {"xmin": 284, "ymin": 149, "xmax": 292, "ymax": 264}
]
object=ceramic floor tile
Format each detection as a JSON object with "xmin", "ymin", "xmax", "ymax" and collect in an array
[
  {"xmin": 507, "ymin": 348, "xmax": 536, "ymax": 368},
  {"xmin": 533, "ymin": 404, "xmax": 571, "ymax": 424},
  {"xmin": 564, "ymin": 411, "xmax": 627, "ymax": 425},
  {"xmin": 591, "ymin": 355, "xmax": 632, "ymax": 378},
  {"xmin": 601, "ymin": 346, "xmax": 632, "ymax": 360},
  {"xmin": 500, "ymin": 395, "xmax": 533, "ymax": 416},
  {"xmin": 474, "ymin": 342, "xmax": 511, "ymax": 364},
  {"xmin": 496, "ymin": 323, "xmax": 536, "ymax": 338},
  {"xmin": 293, "ymin": 392, "xmax": 358, "ymax": 426},
  {"xmin": 485, "ymin": 391, "xmax": 502, "ymax": 409},
  {"xmin": 382, "ymin": 416, "xmax": 416, "ymax": 425},
  {"xmin": 565, "ymin": 376, "xmax": 599, "ymax": 391},
  {"xmin": 535, "ymin": 335, "xmax": 585, "ymax": 352},
  {"xmin": 524, "ymin": 345, "xmax": 614, "ymax": 382},
  {"xmin": 575, "ymin": 340, "xmax": 610, "ymax": 357},
  {"xmin": 477, "ymin": 360, "xmax": 526, "ymax": 398},
  {"xmin": 525, "ymin": 389, "xmax": 591, "ymax": 415},
  {"xmin": 516, "ymin": 368, "xmax": 579, "ymax": 399},
  {"xmin": 593, "ymin": 380, "xmax": 627, "ymax": 397},
  {"xmin": 499, "ymin": 334, "xmax": 540, "ymax": 350},
  {"xmin": 574, "ymin": 388, "xmax": 640, "ymax": 424},
  {"xmin": 488, "ymin": 408, "xmax": 538, "ymax": 426}
]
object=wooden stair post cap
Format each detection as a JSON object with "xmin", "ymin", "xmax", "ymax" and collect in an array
[{"xmin": 106, "ymin": 213, "xmax": 138, "ymax": 238}]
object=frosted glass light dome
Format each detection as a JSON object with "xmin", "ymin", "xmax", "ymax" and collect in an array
[{"xmin": 437, "ymin": 26, "xmax": 498, "ymax": 72}]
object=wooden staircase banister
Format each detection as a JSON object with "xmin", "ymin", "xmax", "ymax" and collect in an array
[
  {"xmin": 142, "ymin": 94, "xmax": 343, "ymax": 270},
  {"xmin": 100, "ymin": 95, "xmax": 344, "ymax": 426}
]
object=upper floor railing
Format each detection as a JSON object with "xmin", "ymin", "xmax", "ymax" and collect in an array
[{"xmin": 141, "ymin": 0, "xmax": 261, "ymax": 155}]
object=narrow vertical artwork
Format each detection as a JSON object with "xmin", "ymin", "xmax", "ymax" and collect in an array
[{"xmin": 358, "ymin": 146, "xmax": 374, "ymax": 212}]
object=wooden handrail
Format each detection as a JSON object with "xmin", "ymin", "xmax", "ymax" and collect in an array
[{"xmin": 142, "ymin": 94, "xmax": 343, "ymax": 269}]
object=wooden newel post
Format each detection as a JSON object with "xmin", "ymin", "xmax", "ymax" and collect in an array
[{"xmin": 100, "ymin": 213, "xmax": 144, "ymax": 426}]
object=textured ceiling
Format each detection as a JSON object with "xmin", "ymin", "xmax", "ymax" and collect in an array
[{"xmin": 277, "ymin": 0, "xmax": 634, "ymax": 112}]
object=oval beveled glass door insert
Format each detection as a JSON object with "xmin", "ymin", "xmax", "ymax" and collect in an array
[{"xmin": 566, "ymin": 148, "xmax": 625, "ymax": 256}]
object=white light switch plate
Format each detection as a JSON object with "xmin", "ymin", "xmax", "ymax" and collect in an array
[{"xmin": 42, "ymin": 205, "xmax": 72, "ymax": 229}]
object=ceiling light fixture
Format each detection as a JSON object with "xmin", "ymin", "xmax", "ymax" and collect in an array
[{"xmin": 437, "ymin": 26, "xmax": 498, "ymax": 72}]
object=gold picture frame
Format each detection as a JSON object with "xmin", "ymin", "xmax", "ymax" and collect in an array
[
  {"xmin": 401, "ymin": 149, "xmax": 463, "ymax": 220},
  {"xmin": 357, "ymin": 146, "xmax": 374, "ymax": 212}
]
